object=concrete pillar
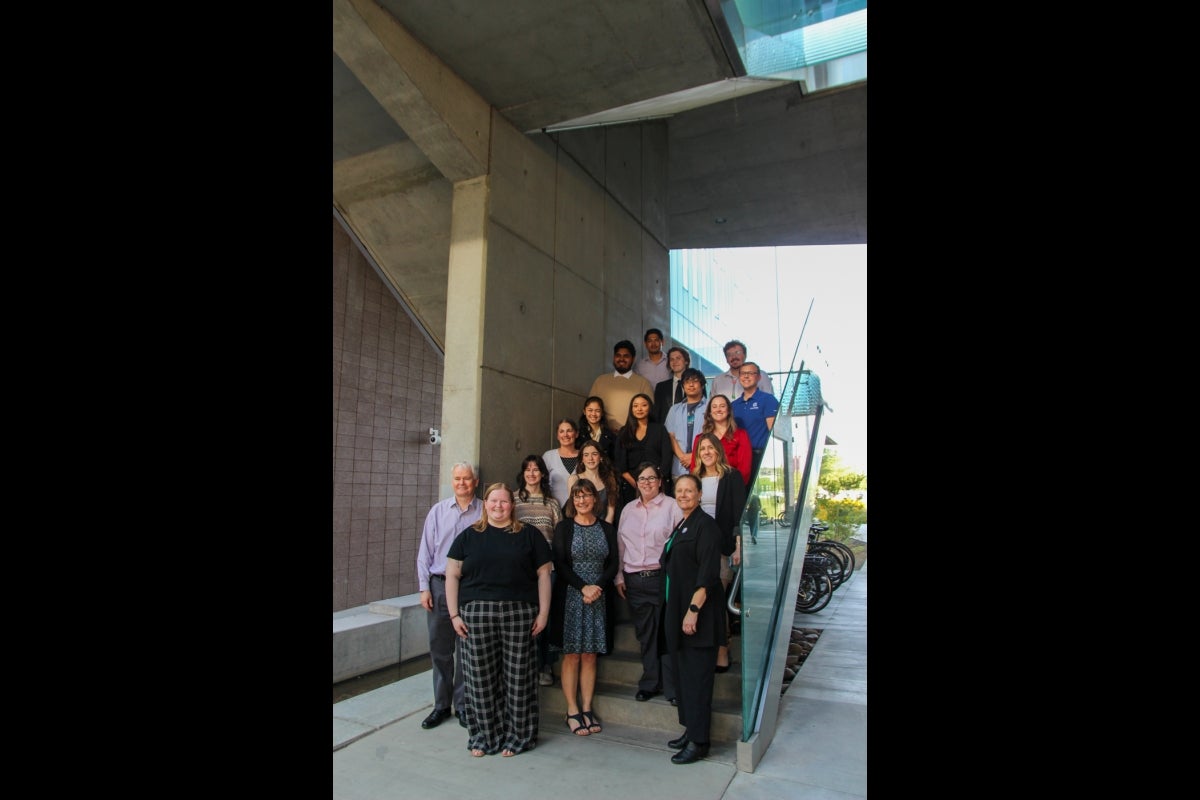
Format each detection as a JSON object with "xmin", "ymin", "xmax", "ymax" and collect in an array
[{"xmin": 440, "ymin": 176, "xmax": 489, "ymax": 496}]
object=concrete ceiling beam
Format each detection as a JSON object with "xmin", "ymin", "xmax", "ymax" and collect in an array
[{"xmin": 334, "ymin": 0, "xmax": 491, "ymax": 183}]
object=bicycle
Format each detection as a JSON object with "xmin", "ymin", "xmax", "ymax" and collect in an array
[
  {"xmin": 795, "ymin": 521, "xmax": 855, "ymax": 614},
  {"xmin": 807, "ymin": 521, "xmax": 855, "ymax": 588},
  {"xmin": 795, "ymin": 550, "xmax": 835, "ymax": 613}
]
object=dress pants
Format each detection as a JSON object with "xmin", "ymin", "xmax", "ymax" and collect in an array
[
  {"xmin": 427, "ymin": 576, "xmax": 465, "ymax": 715},
  {"xmin": 670, "ymin": 644, "xmax": 716, "ymax": 744},
  {"xmin": 624, "ymin": 571, "xmax": 674, "ymax": 698}
]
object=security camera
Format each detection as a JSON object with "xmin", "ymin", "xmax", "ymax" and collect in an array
[{"xmin": 429, "ymin": 427, "xmax": 441, "ymax": 445}]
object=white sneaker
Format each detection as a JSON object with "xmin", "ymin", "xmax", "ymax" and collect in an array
[{"xmin": 538, "ymin": 670, "xmax": 553, "ymax": 686}]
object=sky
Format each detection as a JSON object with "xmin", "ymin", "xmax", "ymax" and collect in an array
[{"xmin": 705, "ymin": 245, "xmax": 866, "ymax": 474}]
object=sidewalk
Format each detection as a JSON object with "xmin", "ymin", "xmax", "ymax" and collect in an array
[{"xmin": 333, "ymin": 558, "xmax": 865, "ymax": 799}]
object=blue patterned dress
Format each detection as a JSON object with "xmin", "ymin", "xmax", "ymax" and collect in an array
[{"xmin": 560, "ymin": 519, "xmax": 609, "ymax": 654}]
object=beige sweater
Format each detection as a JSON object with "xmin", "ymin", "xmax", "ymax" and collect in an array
[{"xmin": 588, "ymin": 372, "xmax": 654, "ymax": 432}]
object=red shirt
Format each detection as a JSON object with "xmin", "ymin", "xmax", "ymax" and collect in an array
[{"xmin": 689, "ymin": 427, "xmax": 752, "ymax": 487}]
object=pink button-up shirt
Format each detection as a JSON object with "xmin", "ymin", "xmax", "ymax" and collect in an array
[{"xmin": 614, "ymin": 490, "xmax": 684, "ymax": 587}]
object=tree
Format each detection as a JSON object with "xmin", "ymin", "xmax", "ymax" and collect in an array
[
  {"xmin": 817, "ymin": 450, "xmax": 865, "ymax": 497},
  {"xmin": 815, "ymin": 450, "xmax": 866, "ymax": 542}
]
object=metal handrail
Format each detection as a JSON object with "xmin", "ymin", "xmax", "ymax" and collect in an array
[{"xmin": 727, "ymin": 560, "xmax": 742, "ymax": 616}]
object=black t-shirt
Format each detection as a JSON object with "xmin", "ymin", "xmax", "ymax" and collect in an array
[{"xmin": 446, "ymin": 523, "xmax": 553, "ymax": 605}]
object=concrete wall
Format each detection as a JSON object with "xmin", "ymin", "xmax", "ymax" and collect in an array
[
  {"xmin": 336, "ymin": 47, "xmax": 676, "ymax": 690},
  {"xmin": 333, "ymin": 115, "xmax": 673, "ymax": 617},
  {"xmin": 472, "ymin": 116, "xmax": 672, "ymax": 491}
]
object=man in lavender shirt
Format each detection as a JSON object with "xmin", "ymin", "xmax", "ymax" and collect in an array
[{"xmin": 415, "ymin": 461, "xmax": 482, "ymax": 729}]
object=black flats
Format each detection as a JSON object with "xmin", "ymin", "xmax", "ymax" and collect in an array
[
  {"xmin": 671, "ymin": 741, "xmax": 710, "ymax": 764},
  {"xmin": 635, "ymin": 689, "xmax": 661, "ymax": 701}
]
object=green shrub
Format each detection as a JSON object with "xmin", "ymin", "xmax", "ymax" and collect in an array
[{"xmin": 815, "ymin": 497, "xmax": 866, "ymax": 542}]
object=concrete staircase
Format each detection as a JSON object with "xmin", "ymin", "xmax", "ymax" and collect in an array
[
  {"xmin": 537, "ymin": 614, "xmax": 743, "ymax": 745},
  {"xmin": 333, "ymin": 593, "xmax": 744, "ymax": 747}
]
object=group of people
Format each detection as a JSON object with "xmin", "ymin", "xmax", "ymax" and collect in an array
[{"xmin": 412, "ymin": 331, "xmax": 781, "ymax": 764}]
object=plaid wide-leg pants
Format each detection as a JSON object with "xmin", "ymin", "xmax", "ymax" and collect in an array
[{"xmin": 460, "ymin": 599, "xmax": 539, "ymax": 755}]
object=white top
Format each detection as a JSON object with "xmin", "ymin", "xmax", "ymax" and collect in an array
[
  {"xmin": 700, "ymin": 475, "xmax": 719, "ymax": 517},
  {"xmin": 542, "ymin": 449, "xmax": 578, "ymax": 508}
]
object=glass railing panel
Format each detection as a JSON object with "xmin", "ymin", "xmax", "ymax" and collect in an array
[
  {"xmin": 736, "ymin": 421, "xmax": 786, "ymax": 734},
  {"xmin": 737, "ymin": 398, "xmax": 824, "ymax": 739}
]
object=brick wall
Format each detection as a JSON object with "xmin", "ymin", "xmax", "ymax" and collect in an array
[{"xmin": 333, "ymin": 217, "xmax": 443, "ymax": 611}]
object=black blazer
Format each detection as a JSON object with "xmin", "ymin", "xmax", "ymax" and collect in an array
[
  {"xmin": 659, "ymin": 507, "xmax": 726, "ymax": 654},
  {"xmin": 546, "ymin": 516, "xmax": 620, "ymax": 650},
  {"xmin": 653, "ymin": 376, "xmax": 682, "ymax": 424},
  {"xmin": 708, "ymin": 470, "xmax": 747, "ymax": 557},
  {"xmin": 577, "ymin": 423, "xmax": 618, "ymax": 466}
]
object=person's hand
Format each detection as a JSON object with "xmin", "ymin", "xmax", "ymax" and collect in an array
[
  {"xmin": 531, "ymin": 614, "xmax": 547, "ymax": 636},
  {"xmin": 420, "ymin": 590, "xmax": 433, "ymax": 611},
  {"xmin": 451, "ymin": 615, "xmax": 467, "ymax": 639},
  {"xmin": 683, "ymin": 611, "xmax": 697, "ymax": 635},
  {"xmin": 615, "ymin": 582, "xmax": 626, "ymax": 600}
]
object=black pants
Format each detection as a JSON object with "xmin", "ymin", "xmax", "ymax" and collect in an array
[
  {"xmin": 427, "ymin": 576, "xmax": 465, "ymax": 714},
  {"xmin": 670, "ymin": 643, "xmax": 716, "ymax": 744},
  {"xmin": 623, "ymin": 571, "xmax": 675, "ymax": 698}
]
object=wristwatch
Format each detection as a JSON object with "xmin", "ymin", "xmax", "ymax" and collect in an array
[{"xmin": 689, "ymin": 603, "xmax": 701, "ymax": 613}]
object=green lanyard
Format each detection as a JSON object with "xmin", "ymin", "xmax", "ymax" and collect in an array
[{"xmin": 663, "ymin": 516, "xmax": 687, "ymax": 599}]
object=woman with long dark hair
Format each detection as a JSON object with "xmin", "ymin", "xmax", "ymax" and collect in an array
[
  {"xmin": 614, "ymin": 393, "xmax": 673, "ymax": 516},
  {"xmin": 578, "ymin": 395, "xmax": 618, "ymax": 464},
  {"xmin": 565, "ymin": 440, "xmax": 619, "ymax": 524},
  {"xmin": 514, "ymin": 454, "xmax": 564, "ymax": 687}
]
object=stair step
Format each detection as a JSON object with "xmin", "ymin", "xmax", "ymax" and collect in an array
[
  {"xmin": 539, "ymin": 680, "xmax": 742, "ymax": 743},
  {"xmin": 541, "ymin": 615, "xmax": 745, "ymax": 746},
  {"xmin": 559, "ymin": 651, "xmax": 744, "ymax": 703}
]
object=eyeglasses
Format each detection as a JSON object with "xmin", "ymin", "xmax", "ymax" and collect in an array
[
  {"xmin": 572, "ymin": 490, "xmax": 595, "ymax": 498},
  {"xmin": 739, "ymin": 371, "xmax": 759, "ymax": 376},
  {"xmin": 637, "ymin": 476, "xmax": 660, "ymax": 483}
]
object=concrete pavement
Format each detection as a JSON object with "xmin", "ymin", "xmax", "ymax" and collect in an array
[{"xmin": 333, "ymin": 551, "xmax": 865, "ymax": 799}]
